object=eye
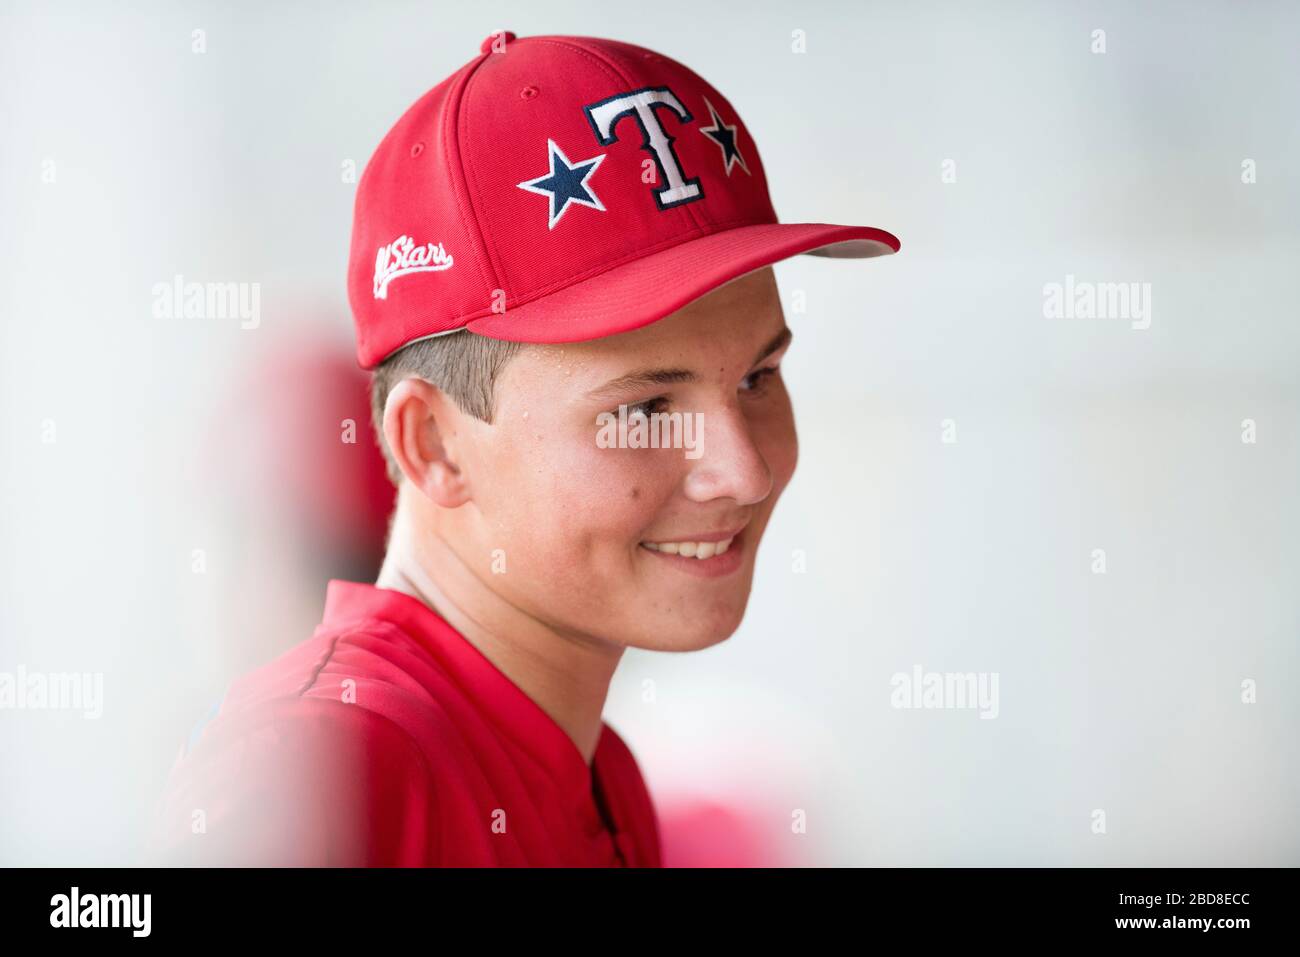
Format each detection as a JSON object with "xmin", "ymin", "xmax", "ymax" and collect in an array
[
  {"xmin": 623, "ymin": 395, "xmax": 670, "ymax": 419},
  {"xmin": 739, "ymin": 366, "xmax": 779, "ymax": 395}
]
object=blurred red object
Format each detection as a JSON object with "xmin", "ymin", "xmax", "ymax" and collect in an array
[
  {"xmin": 211, "ymin": 329, "xmax": 396, "ymax": 571},
  {"xmin": 251, "ymin": 343, "xmax": 395, "ymax": 564},
  {"xmin": 658, "ymin": 795, "xmax": 800, "ymax": 867}
]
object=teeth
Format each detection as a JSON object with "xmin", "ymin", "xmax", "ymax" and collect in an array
[{"xmin": 642, "ymin": 536, "xmax": 735, "ymax": 559}]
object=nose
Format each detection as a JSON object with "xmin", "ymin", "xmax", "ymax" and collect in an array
[{"xmin": 681, "ymin": 405, "xmax": 773, "ymax": 506}]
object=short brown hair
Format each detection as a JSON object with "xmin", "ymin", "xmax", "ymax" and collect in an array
[{"xmin": 370, "ymin": 331, "xmax": 526, "ymax": 485}]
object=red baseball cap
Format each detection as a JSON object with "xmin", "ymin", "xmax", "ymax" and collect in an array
[{"xmin": 347, "ymin": 30, "xmax": 900, "ymax": 368}]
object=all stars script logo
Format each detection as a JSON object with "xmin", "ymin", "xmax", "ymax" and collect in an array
[{"xmin": 373, "ymin": 234, "xmax": 454, "ymax": 299}]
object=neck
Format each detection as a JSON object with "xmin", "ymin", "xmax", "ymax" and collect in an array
[{"xmin": 375, "ymin": 486, "xmax": 623, "ymax": 767}]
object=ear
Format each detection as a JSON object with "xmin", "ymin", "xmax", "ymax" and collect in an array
[{"xmin": 382, "ymin": 378, "xmax": 472, "ymax": 507}]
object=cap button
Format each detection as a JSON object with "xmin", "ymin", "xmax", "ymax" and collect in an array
[{"xmin": 480, "ymin": 30, "xmax": 517, "ymax": 55}]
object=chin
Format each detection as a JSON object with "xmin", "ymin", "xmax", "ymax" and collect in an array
[{"xmin": 622, "ymin": 601, "xmax": 750, "ymax": 652}]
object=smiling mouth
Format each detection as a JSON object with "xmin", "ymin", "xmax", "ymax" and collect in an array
[
  {"xmin": 641, "ymin": 536, "xmax": 736, "ymax": 559},
  {"xmin": 639, "ymin": 522, "xmax": 747, "ymax": 560}
]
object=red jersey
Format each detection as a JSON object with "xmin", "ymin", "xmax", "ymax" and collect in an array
[{"xmin": 148, "ymin": 580, "xmax": 663, "ymax": 867}]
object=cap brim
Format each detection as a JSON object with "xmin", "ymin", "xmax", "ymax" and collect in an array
[{"xmin": 464, "ymin": 222, "xmax": 899, "ymax": 343}]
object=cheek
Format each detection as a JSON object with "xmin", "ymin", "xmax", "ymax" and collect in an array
[
  {"xmin": 479, "ymin": 423, "xmax": 681, "ymax": 566},
  {"xmin": 559, "ymin": 443, "xmax": 684, "ymax": 549}
]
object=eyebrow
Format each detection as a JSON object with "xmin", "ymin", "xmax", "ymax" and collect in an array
[{"xmin": 584, "ymin": 327, "xmax": 793, "ymax": 401}]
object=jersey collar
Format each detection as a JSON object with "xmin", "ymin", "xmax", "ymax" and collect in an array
[{"xmin": 319, "ymin": 579, "xmax": 613, "ymax": 838}]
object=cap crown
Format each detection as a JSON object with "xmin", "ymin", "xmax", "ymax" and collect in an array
[{"xmin": 348, "ymin": 33, "xmax": 778, "ymax": 367}]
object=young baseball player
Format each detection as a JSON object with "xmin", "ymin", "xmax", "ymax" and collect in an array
[{"xmin": 149, "ymin": 30, "xmax": 898, "ymax": 867}]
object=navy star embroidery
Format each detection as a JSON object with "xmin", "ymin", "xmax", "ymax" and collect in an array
[
  {"xmin": 517, "ymin": 138, "xmax": 607, "ymax": 229},
  {"xmin": 698, "ymin": 97, "xmax": 750, "ymax": 176}
]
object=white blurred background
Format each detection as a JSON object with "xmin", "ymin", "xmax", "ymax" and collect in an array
[{"xmin": 1, "ymin": 0, "xmax": 1296, "ymax": 866}]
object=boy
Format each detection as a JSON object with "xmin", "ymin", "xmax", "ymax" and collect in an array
[{"xmin": 149, "ymin": 30, "xmax": 898, "ymax": 867}]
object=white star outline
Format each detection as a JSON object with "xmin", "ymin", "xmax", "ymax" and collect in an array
[
  {"xmin": 698, "ymin": 96, "xmax": 751, "ymax": 177},
  {"xmin": 516, "ymin": 138, "xmax": 608, "ymax": 230}
]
